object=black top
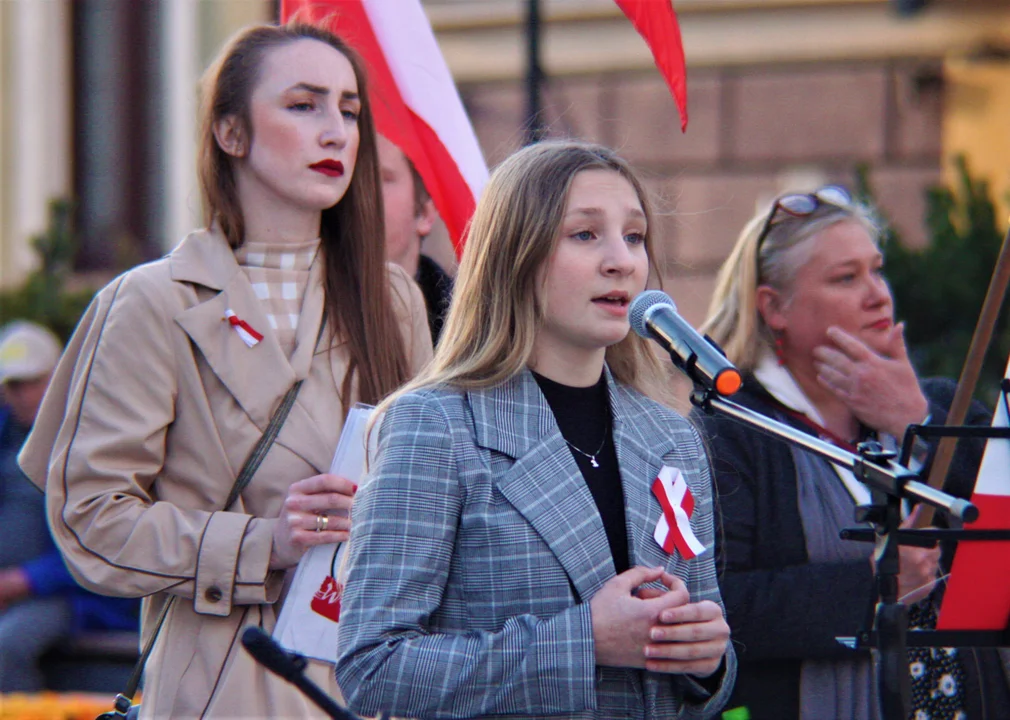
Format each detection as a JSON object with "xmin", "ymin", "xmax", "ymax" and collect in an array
[
  {"xmin": 415, "ymin": 254, "xmax": 454, "ymax": 346},
  {"xmin": 532, "ymin": 370, "xmax": 629, "ymax": 575}
]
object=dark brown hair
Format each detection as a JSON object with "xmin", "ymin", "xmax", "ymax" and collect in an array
[{"xmin": 198, "ymin": 22, "xmax": 410, "ymax": 409}]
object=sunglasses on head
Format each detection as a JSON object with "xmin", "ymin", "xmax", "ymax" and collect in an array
[{"xmin": 754, "ymin": 185, "xmax": 853, "ymax": 256}]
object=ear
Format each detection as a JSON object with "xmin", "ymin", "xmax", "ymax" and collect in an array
[
  {"xmin": 414, "ymin": 197, "xmax": 437, "ymax": 238},
  {"xmin": 755, "ymin": 284, "xmax": 788, "ymax": 332},
  {"xmin": 213, "ymin": 115, "xmax": 247, "ymax": 158}
]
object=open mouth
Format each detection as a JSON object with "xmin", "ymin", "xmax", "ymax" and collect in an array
[{"xmin": 592, "ymin": 292, "xmax": 630, "ymax": 308}]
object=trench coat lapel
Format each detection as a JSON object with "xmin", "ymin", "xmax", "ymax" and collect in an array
[
  {"xmin": 170, "ymin": 230, "xmax": 331, "ymax": 474},
  {"xmin": 469, "ymin": 369, "xmax": 615, "ymax": 602}
]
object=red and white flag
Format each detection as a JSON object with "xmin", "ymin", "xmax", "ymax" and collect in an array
[
  {"xmin": 652, "ymin": 465, "xmax": 706, "ymax": 559},
  {"xmin": 280, "ymin": 0, "xmax": 488, "ymax": 257},
  {"xmin": 937, "ymin": 358, "xmax": 1010, "ymax": 630},
  {"xmin": 224, "ymin": 309, "xmax": 263, "ymax": 348},
  {"xmin": 614, "ymin": 0, "xmax": 689, "ymax": 131}
]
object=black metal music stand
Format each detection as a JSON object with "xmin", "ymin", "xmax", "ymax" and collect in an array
[
  {"xmin": 690, "ymin": 384, "xmax": 1000, "ymax": 720},
  {"xmin": 835, "ymin": 385, "xmax": 1010, "ymax": 719}
]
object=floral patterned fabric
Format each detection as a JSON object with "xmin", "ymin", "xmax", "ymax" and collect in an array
[{"xmin": 908, "ymin": 599, "xmax": 967, "ymax": 720}]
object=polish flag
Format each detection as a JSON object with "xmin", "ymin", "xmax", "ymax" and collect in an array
[
  {"xmin": 938, "ymin": 358, "xmax": 1010, "ymax": 630},
  {"xmin": 224, "ymin": 309, "xmax": 263, "ymax": 348},
  {"xmin": 652, "ymin": 465, "xmax": 706, "ymax": 559},
  {"xmin": 281, "ymin": 0, "xmax": 488, "ymax": 256},
  {"xmin": 614, "ymin": 0, "xmax": 689, "ymax": 131}
]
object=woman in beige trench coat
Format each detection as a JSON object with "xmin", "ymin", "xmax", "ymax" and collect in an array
[{"xmin": 19, "ymin": 22, "xmax": 432, "ymax": 719}]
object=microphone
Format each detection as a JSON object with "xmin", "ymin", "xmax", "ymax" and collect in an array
[
  {"xmin": 241, "ymin": 627, "xmax": 365, "ymax": 720},
  {"xmin": 629, "ymin": 290, "xmax": 742, "ymax": 396}
]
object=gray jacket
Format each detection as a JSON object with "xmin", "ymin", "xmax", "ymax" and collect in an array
[{"xmin": 336, "ymin": 367, "xmax": 736, "ymax": 719}]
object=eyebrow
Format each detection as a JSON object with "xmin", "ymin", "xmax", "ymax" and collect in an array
[
  {"xmin": 827, "ymin": 254, "xmax": 883, "ymax": 270},
  {"xmin": 287, "ymin": 83, "xmax": 360, "ymax": 103},
  {"xmin": 565, "ymin": 207, "xmax": 646, "ymax": 221}
]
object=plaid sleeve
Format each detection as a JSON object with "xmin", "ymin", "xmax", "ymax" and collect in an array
[{"xmin": 335, "ymin": 391, "xmax": 596, "ymax": 719}]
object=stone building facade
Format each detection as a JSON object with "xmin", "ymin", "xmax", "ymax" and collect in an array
[{"xmin": 1, "ymin": 0, "xmax": 1008, "ymax": 337}]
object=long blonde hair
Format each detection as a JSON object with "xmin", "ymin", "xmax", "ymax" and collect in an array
[
  {"xmin": 379, "ymin": 141, "xmax": 672, "ymax": 413},
  {"xmin": 701, "ymin": 195, "xmax": 881, "ymax": 372}
]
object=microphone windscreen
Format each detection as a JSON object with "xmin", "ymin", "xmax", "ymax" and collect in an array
[
  {"xmin": 241, "ymin": 626, "xmax": 298, "ymax": 682},
  {"xmin": 629, "ymin": 290, "xmax": 677, "ymax": 338}
]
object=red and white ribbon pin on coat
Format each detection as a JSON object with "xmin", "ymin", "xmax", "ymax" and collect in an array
[
  {"xmin": 652, "ymin": 465, "xmax": 706, "ymax": 559},
  {"xmin": 224, "ymin": 309, "xmax": 263, "ymax": 348}
]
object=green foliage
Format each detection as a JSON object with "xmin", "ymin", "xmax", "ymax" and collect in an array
[
  {"xmin": 0, "ymin": 199, "xmax": 97, "ymax": 342},
  {"xmin": 855, "ymin": 158, "xmax": 1009, "ymax": 408}
]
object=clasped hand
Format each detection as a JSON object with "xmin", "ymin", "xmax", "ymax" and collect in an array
[
  {"xmin": 269, "ymin": 473, "xmax": 357, "ymax": 570},
  {"xmin": 590, "ymin": 566, "xmax": 729, "ymax": 677}
]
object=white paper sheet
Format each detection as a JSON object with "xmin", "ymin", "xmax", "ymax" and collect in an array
[{"xmin": 272, "ymin": 403, "xmax": 375, "ymax": 664}]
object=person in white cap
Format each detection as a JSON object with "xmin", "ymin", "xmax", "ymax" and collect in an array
[
  {"xmin": 0, "ymin": 321, "xmax": 138, "ymax": 690},
  {"xmin": 0, "ymin": 321, "xmax": 61, "ymax": 428}
]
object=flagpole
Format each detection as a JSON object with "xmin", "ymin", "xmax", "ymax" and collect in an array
[
  {"xmin": 524, "ymin": 0, "xmax": 545, "ymax": 145},
  {"xmin": 914, "ymin": 220, "xmax": 1010, "ymax": 527}
]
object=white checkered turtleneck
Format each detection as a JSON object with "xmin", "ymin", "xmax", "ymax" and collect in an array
[{"xmin": 233, "ymin": 238, "xmax": 320, "ymax": 358}]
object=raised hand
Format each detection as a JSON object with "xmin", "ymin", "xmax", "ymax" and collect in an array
[
  {"xmin": 269, "ymin": 473, "xmax": 356, "ymax": 570},
  {"xmin": 813, "ymin": 323, "xmax": 929, "ymax": 438}
]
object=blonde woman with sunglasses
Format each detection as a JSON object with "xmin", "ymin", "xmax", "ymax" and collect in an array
[{"xmin": 696, "ymin": 188, "xmax": 1009, "ymax": 720}]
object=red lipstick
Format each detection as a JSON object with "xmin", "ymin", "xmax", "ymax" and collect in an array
[{"xmin": 310, "ymin": 160, "xmax": 344, "ymax": 177}]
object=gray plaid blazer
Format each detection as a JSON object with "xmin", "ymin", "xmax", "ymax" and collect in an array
[{"xmin": 336, "ymin": 367, "xmax": 736, "ymax": 719}]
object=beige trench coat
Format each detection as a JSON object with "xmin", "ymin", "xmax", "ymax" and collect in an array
[{"xmin": 20, "ymin": 229, "xmax": 433, "ymax": 719}]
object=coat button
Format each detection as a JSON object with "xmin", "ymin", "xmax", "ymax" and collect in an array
[{"xmin": 205, "ymin": 586, "xmax": 223, "ymax": 603}]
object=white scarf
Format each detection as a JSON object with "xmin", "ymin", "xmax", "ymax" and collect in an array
[{"xmin": 753, "ymin": 352, "xmax": 873, "ymax": 507}]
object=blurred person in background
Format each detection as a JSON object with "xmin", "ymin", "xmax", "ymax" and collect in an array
[
  {"xmin": 695, "ymin": 186, "xmax": 1010, "ymax": 719},
  {"xmin": 378, "ymin": 134, "xmax": 454, "ymax": 345},
  {"xmin": 0, "ymin": 321, "xmax": 138, "ymax": 692},
  {"xmin": 19, "ymin": 20, "xmax": 431, "ymax": 718}
]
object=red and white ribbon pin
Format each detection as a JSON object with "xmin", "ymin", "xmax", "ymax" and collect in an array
[
  {"xmin": 652, "ymin": 465, "xmax": 706, "ymax": 559},
  {"xmin": 224, "ymin": 309, "xmax": 263, "ymax": 348}
]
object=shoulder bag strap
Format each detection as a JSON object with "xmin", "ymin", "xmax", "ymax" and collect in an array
[{"xmin": 110, "ymin": 377, "xmax": 306, "ymax": 713}]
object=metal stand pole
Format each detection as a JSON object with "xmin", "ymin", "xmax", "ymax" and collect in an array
[
  {"xmin": 691, "ymin": 387, "xmax": 977, "ymax": 720},
  {"xmin": 524, "ymin": 0, "xmax": 545, "ymax": 145}
]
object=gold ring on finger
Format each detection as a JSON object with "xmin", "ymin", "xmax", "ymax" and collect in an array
[{"xmin": 315, "ymin": 513, "xmax": 329, "ymax": 532}]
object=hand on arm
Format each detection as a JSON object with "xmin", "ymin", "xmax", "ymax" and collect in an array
[
  {"xmin": 269, "ymin": 473, "xmax": 357, "ymax": 570},
  {"xmin": 813, "ymin": 323, "xmax": 929, "ymax": 438}
]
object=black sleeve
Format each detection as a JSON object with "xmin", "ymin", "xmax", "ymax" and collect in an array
[{"xmin": 695, "ymin": 409, "xmax": 876, "ymax": 662}]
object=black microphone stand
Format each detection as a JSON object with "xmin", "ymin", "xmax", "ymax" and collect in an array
[
  {"xmin": 690, "ymin": 384, "xmax": 978, "ymax": 720},
  {"xmin": 240, "ymin": 627, "xmax": 386, "ymax": 720}
]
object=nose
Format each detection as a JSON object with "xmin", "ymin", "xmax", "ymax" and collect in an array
[
  {"xmin": 601, "ymin": 233, "xmax": 639, "ymax": 277},
  {"xmin": 320, "ymin": 111, "xmax": 348, "ymax": 149},
  {"xmin": 864, "ymin": 271, "xmax": 892, "ymax": 309}
]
